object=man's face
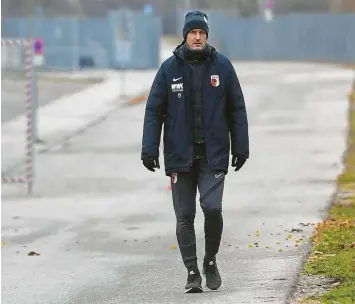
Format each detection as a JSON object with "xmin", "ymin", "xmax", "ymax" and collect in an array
[{"xmin": 186, "ymin": 29, "xmax": 207, "ymax": 50}]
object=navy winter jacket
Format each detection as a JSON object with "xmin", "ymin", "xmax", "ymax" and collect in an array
[{"xmin": 141, "ymin": 44, "xmax": 249, "ymax": 176}]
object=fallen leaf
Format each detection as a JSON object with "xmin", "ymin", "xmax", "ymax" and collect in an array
[
  {"xmin": 1, "ymin": 241, "xmax": 7, "ymax": 247},
  {"xmin": 276, "ymin": 241, "xmax": 280, "ymax": 245},
  {"xmin": 248, "ymin": 244, "xmax": 253, "ymax": 248},
  {"xmin": 291, "ymin": 228, "xmax": 303, "ymax": 233},
  {"xmin": 298, "ymin": 222, "xmax": 310, "ymax": 227},
  {"xmin": 265, "ymin": 245, "xmax": 271, "ymax": 249},
  {"xmin": 279, "ymin": 249, "xmax": 283, "ymax": 252},
  {"xmin": 28, "ymin": 251, "xmax": 40, "ymax": 256},
  {"xmin": 171, "ymin": 245, "xmax": 177, "ymax": 250}
]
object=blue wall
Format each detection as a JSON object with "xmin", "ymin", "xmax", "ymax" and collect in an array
[{"xmin": 1, "ymin": 8, "xmax": 162, "ymax": 70}]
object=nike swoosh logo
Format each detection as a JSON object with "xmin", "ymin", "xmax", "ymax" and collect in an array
[
  {"xmin": 173, "ymin": 77, "xmax": 182, "ymax": 82},
  {"xmin": 215, "ymin": 173, "xmax": 223, "ymax": 178}
]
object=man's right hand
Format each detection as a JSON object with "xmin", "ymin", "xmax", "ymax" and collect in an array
[{"xmin": 142, "ymin": 156, "xmax": 160, "ymax": 172}]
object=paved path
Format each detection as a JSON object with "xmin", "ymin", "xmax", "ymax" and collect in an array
[
  {"xmin": 1, "ymin": 63, "xmax": 353, "ymax": 304},
  {"xmin": 1, "ymin": 72, "xmax": 102, "ymax": 124},
  {"xmin": 1, "ymin": 39, "xmax": 175, "ymax": 174}
]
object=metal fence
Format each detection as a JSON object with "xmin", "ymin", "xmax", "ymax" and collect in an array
[
  {"xmin": 2, "ymin": 8, "xmax": 162, "ymax": 70},
  {"xmin": 2, "ymin": 2, "xmax": 354, "ymax": 68},
  {"xmin": 202, "ymin": 12, "xmax": 355, "ymax": 64}
]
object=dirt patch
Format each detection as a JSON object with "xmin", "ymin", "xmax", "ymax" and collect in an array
[
  {"xmin": 290, "ymin": 275, "xmax": 343, "ymax": 304},
  {"xmin": 126, "ymin": 93, "xmax": 149, "ymax": 105}
]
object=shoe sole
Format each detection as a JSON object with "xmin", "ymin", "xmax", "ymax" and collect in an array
[
  {"xmin": 185, "ymin": 286, "xmax": 203, "ymax": 294},
  {"xmin": 205, "ymin": 282, "xmax": 223, "ymax": 291},
  {"xmin": 203, "ymin": 272, "xmax": 223, "ymax": 291}
]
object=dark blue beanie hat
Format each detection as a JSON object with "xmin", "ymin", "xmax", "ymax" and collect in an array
[{"xmin": 183, "ymin": 11, "xmax": 209, "ymax": 40}]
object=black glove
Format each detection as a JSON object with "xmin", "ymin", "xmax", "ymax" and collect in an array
[
  {"xmin": 142, "ymin": 156, "xmax": 160, "ymax": 172},
  {"xmin": 232, "ymin": 155, "xmax": 247, "ymax": 171}
]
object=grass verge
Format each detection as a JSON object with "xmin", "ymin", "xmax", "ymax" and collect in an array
[{"xmin": 299, "ymin": 81, "xmax": 355, "ymax": 303}]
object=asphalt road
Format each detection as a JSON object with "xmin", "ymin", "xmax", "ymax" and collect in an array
[
  {"xmin": 1, "ymin": 62, "xmax": 353, "ymax": 304},
  {"xmin": 1, "ymin": 73, "xmax": 101, "ymax": 124}
]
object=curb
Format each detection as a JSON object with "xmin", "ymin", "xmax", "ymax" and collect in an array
[{"xmin": 349, "ymin": 76, "xmax": 355, "ymax": 101}]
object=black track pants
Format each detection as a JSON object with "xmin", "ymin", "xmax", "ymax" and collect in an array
[{"xmin": 170, "ymin": 158, "xmax": 224, "ymax": 271}]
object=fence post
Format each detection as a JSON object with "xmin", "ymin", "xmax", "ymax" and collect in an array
[{"xmin": 25, "ymin": 39, "xmax": 35, "ymax": 195}]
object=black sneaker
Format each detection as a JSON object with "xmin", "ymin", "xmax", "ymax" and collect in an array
[
  {"xmin": 203, "ymin": 260, "xmax": 222, "ymax": 290},
  {"xmin": 185, "ymin": 270, "xmax": 203, "ymax": 293}
]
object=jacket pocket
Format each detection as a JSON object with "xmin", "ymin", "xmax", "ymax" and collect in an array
[
  {"xmin": 211, "ymin": 117, "xmax": 229, "ymax": 149},
  {"xmin": 164, "ymin": 118, "xmax": 175, "ymax": 153}
]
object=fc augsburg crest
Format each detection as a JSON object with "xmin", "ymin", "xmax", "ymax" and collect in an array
[{"xmin": 211, "ymin": 75, "xmax": 220, "ymax": 87}]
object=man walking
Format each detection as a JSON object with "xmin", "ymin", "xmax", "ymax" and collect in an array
[{"xmin": 141, "ymin": 11, "xmax": 249, "ymax": 293}]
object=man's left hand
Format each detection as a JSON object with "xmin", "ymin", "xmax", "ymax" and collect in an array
[{"xmin": 232, "ymin": 155, "xmax": 247, "ymax": 171}]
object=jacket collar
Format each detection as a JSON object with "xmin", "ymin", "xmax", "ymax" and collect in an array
[{"xmin": 173, "ymin": 41, "xmax": 217, "ymax": 64}]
